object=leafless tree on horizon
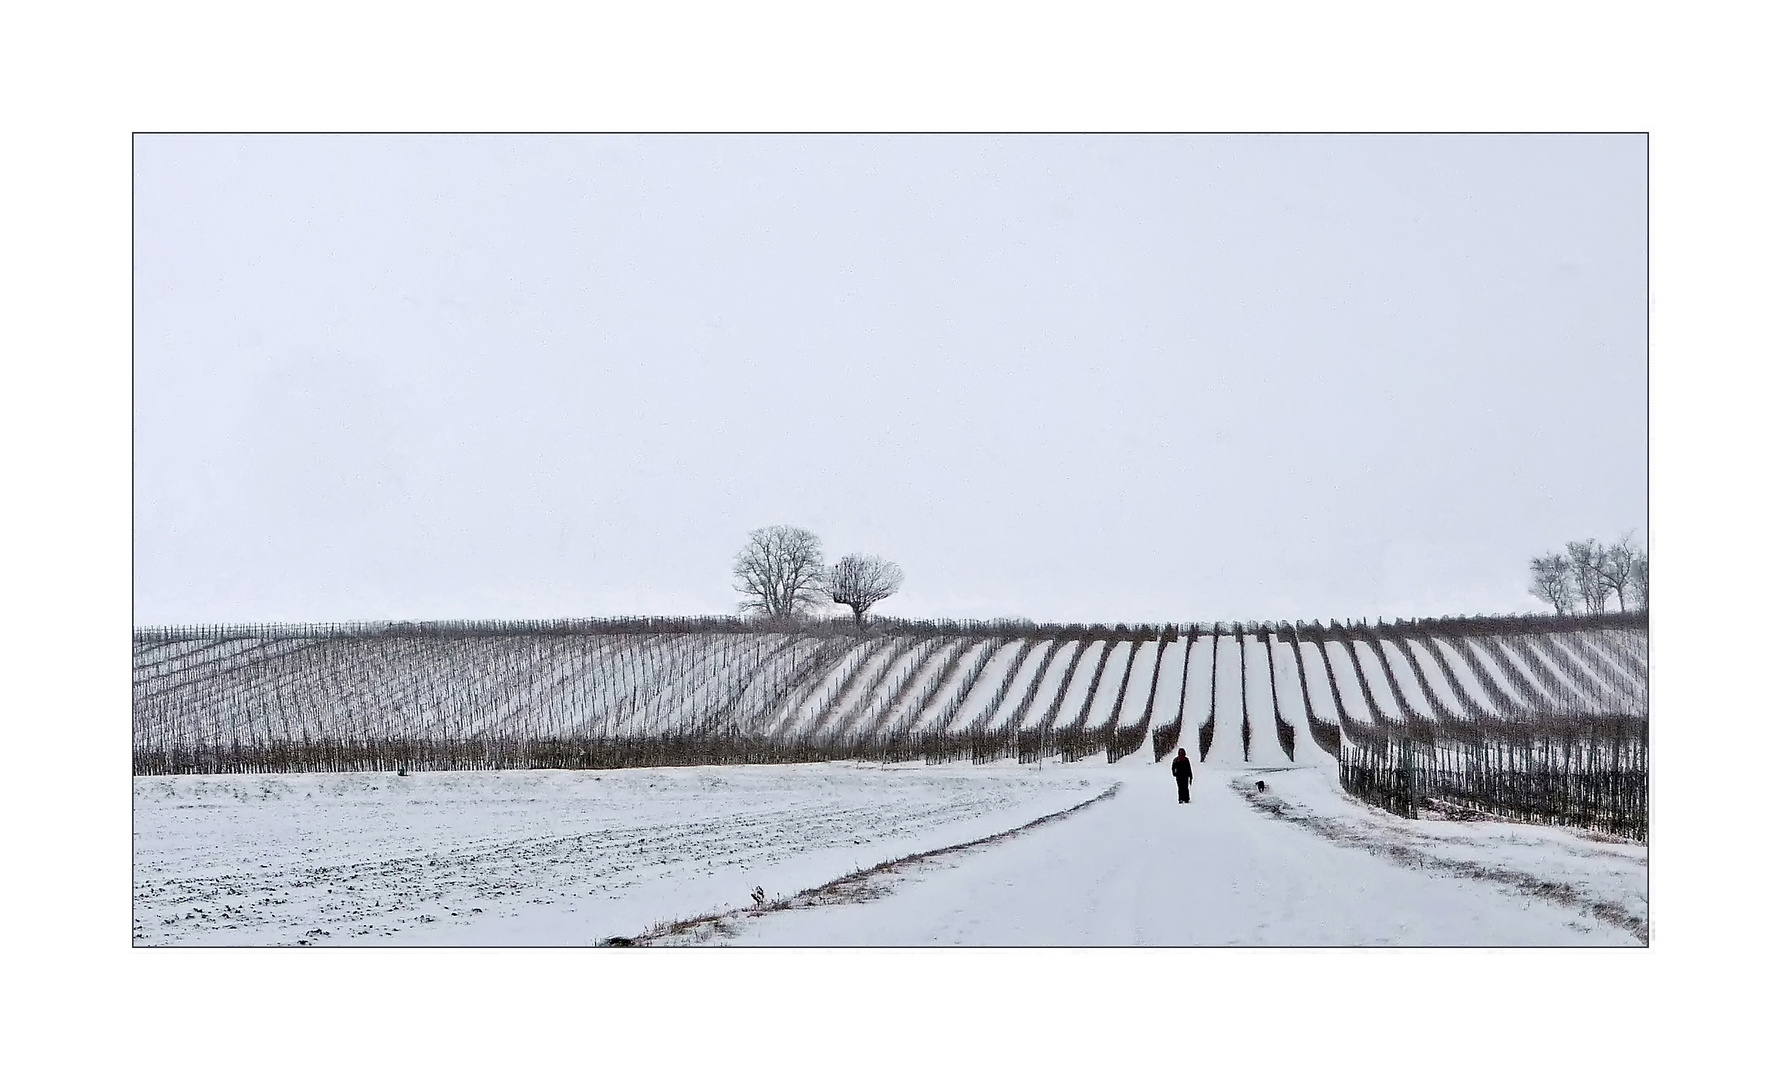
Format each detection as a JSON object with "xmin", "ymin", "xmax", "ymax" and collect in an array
[
  {"xmin": 732, "ymin": 525, "xmax": 829, "ymax": 619},
  {"xmin": 828, "ymin": 553, "xmax": 905, "ymax": 625},
  {"xmin": 1530, "ymin": 535, "xmax": 1646, "ymax": 615},
  {"xmin": 1600, "ymin": 533, "xmax": 1641, "ymax": 612},
  {"xmin": 1529, "ymin": 552, "xmax": 1578, "ymax": 614},
  {"xmin": 1628, "ymin": 546, "xmax": 1649, "ymax": 610},
  {"xmin": 1567, "ymin": 539, "xmax": 1613, "ymax": 615}
]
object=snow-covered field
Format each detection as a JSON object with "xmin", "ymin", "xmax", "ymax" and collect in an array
[
  {"xmin": 135, "ymin": 757, "xmax": 1644, "ymax": 947},
  {"xmin": 132, "ymin": 762, "xmax": 1105, "ymax": 946}
]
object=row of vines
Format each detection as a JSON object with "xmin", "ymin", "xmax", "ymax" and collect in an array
[{"xmin": 134, "ymin": 612, "xmax": 1647, "ymax": 836}]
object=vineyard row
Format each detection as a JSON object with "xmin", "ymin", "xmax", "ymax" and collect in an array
[{"xmin": 135, "ymin": 613, "xmax": 1648, "ymax": 836}]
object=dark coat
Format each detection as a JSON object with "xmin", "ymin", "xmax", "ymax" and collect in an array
[{"xmin": 1171, "ymin": 755, "xmax": 1193, "ymax": 783}]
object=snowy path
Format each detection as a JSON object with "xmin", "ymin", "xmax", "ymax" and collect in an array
[{"xmin": 685, "ymin": 760, "xmax": 1644, "ymax": 946}]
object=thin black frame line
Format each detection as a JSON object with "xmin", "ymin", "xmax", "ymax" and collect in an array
[
  {"xmin": 1643, "ymin": 132, "xmax": 1652, "ymax": 944},
  {"xmin": 130, "ymin": 131, "xmax": 137, "ymax": 950}
]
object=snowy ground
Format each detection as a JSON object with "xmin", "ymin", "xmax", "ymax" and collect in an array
[
  {"xmin": 131, "ymin": 762, "xmax": 1104, "ymax": 946},
  {"xmin": 134, "ymin": 757, "xmax": 1645, "ymax": 947},
  {"xmin": 651, "ymin": 759, "xmax": 1646, "ymax": 946}
]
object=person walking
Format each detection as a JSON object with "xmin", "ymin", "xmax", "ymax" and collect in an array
[{"xmin": 1171, "ymin": 747, "xmax": 1193, "ymax": 804}]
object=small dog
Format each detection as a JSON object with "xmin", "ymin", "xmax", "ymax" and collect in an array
[{"xmin": 1255, "ymin": 780, "xmax": 1268, "ymax": 793}]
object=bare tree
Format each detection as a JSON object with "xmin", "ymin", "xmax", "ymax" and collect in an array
[
  {"xmin": 1566, "ymin": 539, "xmax": 1612, "ymax": 615},
  {"xmin": 1628, "ymin": 547, "xmax": 1649, "ymax": 610},
  {"xmin": 732, "ymin": 526, "xmax": 828, "ymax": 619},
  {"xmin": 1601, "ymin": 533, "xmax": 1642, "ymax": 612},
  {"xmin": 828, "ymin": 554, "xmax": 904, "ymax": 625},
  {"xmin": 1529, "ymin": 552, "xmax": 1577, "ymax": 614}
]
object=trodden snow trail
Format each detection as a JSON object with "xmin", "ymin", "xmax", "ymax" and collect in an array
[{"xmin": 694, "ymin": 761, "xmax": 1644, "ymax": 946}]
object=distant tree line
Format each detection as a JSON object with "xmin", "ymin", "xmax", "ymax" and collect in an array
[
  {"xmin": 731, "ymin": 524, "xmax": 905, "ymax": 624},
  {"xmin": 1529, "ymin": 534, "xmax": 1647, "ymax": 615}
]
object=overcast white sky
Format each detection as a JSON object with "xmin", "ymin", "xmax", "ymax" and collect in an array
[{"xmin": 133, "ymin": 134, "xmax": 1645, "ymax": 626}]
